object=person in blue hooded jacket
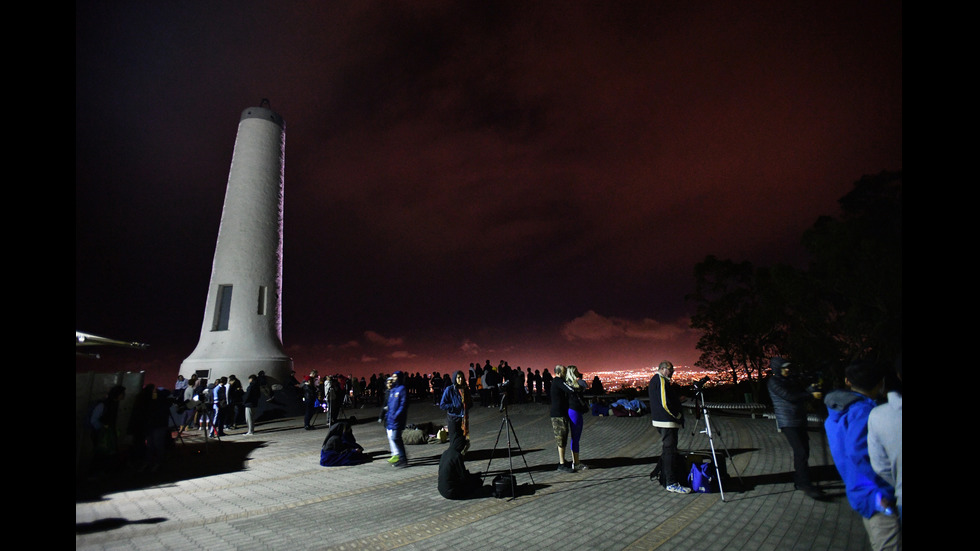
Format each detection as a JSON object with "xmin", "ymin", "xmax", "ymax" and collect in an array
[
  {"xmin": 385, "ymin": 371, "xmax": 409, "ymax": 468},
  {"xmin": 824, "ymin": 361, "xmax": 901, "ymax": 551}
]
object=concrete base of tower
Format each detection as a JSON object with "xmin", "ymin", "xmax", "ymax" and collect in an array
[{"xmin": 179, "ymin": 356, "xmax": 293, "ymax": 385}]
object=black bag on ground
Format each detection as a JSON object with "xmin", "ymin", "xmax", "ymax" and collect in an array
[{"xmin": 492, "ymin": 474, "xmax": 516, "ymax": 498}]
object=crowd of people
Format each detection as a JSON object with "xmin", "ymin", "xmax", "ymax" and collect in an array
[
  {"xmin": 351, "ymin": 362, "xmax": 584, "ymax": 409},
  {"xmin": 85, "ymin": 360, "xmax": 606, "ymax": 482},
  {"xmin": 86, "ymin": 355, "xmax": 902, "ymax": 550}
]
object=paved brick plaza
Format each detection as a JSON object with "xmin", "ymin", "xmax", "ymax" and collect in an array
[{"xmin": 77, "ymin": 399, "xmax": 872, "ymax": 551}]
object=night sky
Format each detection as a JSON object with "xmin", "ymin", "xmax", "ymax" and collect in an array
[{"xmin": 76, "ymin": 1, "xmax": 902, "ymax": 386}]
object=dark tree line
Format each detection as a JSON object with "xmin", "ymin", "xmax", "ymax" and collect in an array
[{"xmin": 686, "ymin": 171, "xmax": 902, "ymax": 401}]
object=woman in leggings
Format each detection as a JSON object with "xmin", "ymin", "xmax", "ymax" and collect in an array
[{"xmin": 563, "ymin": 365, "xmax": 590, "ymax": 472}]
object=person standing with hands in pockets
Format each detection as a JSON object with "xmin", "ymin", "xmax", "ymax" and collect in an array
[
  {"xmin": 440, "ymin": 370, "xmax": 472, "ymax": 454},
  {"xmin": 649, "ymin": 361, "xmax": 691, "ymax": 494}
]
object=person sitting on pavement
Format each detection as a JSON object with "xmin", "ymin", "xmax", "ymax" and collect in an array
[
  {"xmin": 438, "ymin": 426, "xmax": 484, "ymax": 499},
  {"xmin": 320, "ymin": 422, "xmax": 366, "ymax": 466}
]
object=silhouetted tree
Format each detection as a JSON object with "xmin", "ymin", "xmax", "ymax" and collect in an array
[
  {"xmin": 688, "ymin": 171, "xmax": 901, "ymax": 394},
  {"xmin": 687, "ymin": 256, "xmax": 779, "ymax": 400},
  {"xmin": 801, "ymin": 170, "xmax": 902, "ymax": 384}
]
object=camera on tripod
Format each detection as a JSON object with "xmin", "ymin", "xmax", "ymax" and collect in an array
[
  {"xmin": 692, "ymin": 376, "xmax": 710, "ymax": 393},
  {"xmin": 170, "ymin": 395, "xmax": 189, "ymax": 413},
  {"xmin": 497, "ymin": 379, "xmax": 512, "ymax": 412}
]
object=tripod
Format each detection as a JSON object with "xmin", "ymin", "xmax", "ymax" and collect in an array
[
  {"xmin": 689, "ymin": 381, "xmax": 743, "ymax": 502},
  {"xmin": 336, "ymin": 393, "xmax": 351, "ymax": 420},
  {"xmin": 483, "ymin": 396, "xmax": 534, "ymax": 500},
  {"xmin": 170, "ymin": 403, "xmax": 188, "ymax": 447},
  {"xmin": 313, "ymin": 394, "xmax": 349, "ymax": 427},
  {"xmin": 310, "ymin": 399, "xmax": 328, "ymax": 427}
]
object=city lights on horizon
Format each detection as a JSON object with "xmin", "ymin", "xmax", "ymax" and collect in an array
[{"xmin": 579, "ymin": 366, "xmax": 721, "ymax": 392}]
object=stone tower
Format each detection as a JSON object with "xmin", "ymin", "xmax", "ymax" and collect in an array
[{"xmin": 180, "ymin": 103, "xmax": 293, "ymax": 384}]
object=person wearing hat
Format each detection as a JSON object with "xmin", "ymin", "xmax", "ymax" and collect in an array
[{"xmin": 767, "ymin": 356, "xmax": 824, "ymax": 499}]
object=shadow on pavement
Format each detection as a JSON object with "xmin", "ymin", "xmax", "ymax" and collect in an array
[
  {"xmin": 76, "ymin": 516, "xmax": 167, "ymax": 535},
  {"xmin": 76, "ymin": 438, "xmax": 267, "ymax": 503}
]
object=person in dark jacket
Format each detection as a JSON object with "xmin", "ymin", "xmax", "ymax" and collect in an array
[
  {"xmin": 439, "ymin": 370, "xmax": 472, "ymax": 453},
  {"xmin": 303, "ymin": 375, "xmax": 319, "ymax": 430},
  {"xmin": 767, "ymin": 357, "xmax": 825, "ymax": 499},
  {"xmin": 549, "ymin": 365, "xmax": 572, "ymax": 472},
  {"xmin": 484, "ymin": 365, "xmax": 500, "ymax": 408},
  {"xmin": 144, "ymin": 387, "xmax": 174, "ymax": 471},
  {"xmin": 320, "ymin": 422, "xmax": 366, "ymax": 466},
  {"xmin": 226, "ymin": 375, "xmax": 244, "ymax": 429},
  {"xmin": 256, "ymin": 370, "xmax": 274, "ymax": 402},
  {"xmin": 129, "ymin": 384, "xmax": 155, "ymax": 466},
  {"xmin": 438, "ymin": 427, "xmax": 484, "ymax": 499},
  {"xmin": 648, "ymin": 361, "xmax": 691, "ymax": 494},
  {"xmin": 89, "ymin": 385, "xmax": 126, "ymax": 475},
  {"xmin": 324, "ymin": 375, "xmax": 340, "ymax": 426},
  {"xmin": 591, "ymin": 375, "xmax": 605, "ymax": 395},
  {"xmin": 243, "ymin": 374, "xmax": 261, "ymax": 435}
]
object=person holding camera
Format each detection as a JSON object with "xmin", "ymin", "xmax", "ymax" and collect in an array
[
  {"xmin": 767, "ymin": 357, "xmax": 825, "ymax": 499},
  {"xmin": 649, "ymin": 360, "xmax": 691, "ymax": 494}
]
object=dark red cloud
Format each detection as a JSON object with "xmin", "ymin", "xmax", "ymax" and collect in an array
[{"xmin": 76, "ymin": 1, "xmax": 901, "ymax": 382}]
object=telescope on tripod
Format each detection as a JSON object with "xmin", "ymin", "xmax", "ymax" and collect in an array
[
  {"xmin": 483, "ymin": 379, "xmax": 534, "ymax": 500},
  {"xmin": 689, "ymin": 376, "xmax": 743, "ymax": 502}
]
